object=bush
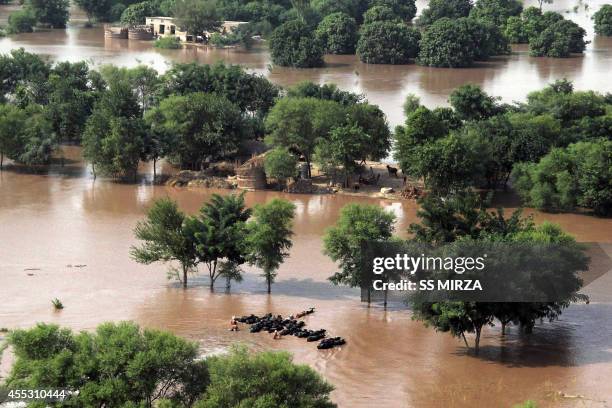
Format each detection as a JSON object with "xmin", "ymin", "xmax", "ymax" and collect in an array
[
  {"xmin": 594, "ymin": 4, "xmax": 612, "ymax": 36},
  {"xmin": 316, "ymin": 12, "xmax": 358, "ymax": 54},
  {"xmin": 195, "ymin": 346, "xmax": 336, "ymax": 408},
  {"xmin": 357, "ymin": 21, "xmax": 420, "ymax": 64},
  {"xmin": 120, "ymin": 1, "xmax": 156, "ymax": 26},
  {"xmin": 155, "ymin": 36, "xmax": 182, "ymax": 49},
  {"xmin": 529, "ymin": 19, "xmax": 586, "ymax": 57},
  {"xmin": 7, "ymin": 9, "xmax": 37, "ymax": 34},
  {"xmin": 269, "ymin": 19, "xmax": 325, "ymax": 68}
]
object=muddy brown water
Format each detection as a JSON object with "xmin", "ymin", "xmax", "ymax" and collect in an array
[
  {"xmin": 2, "ymin": 0, "xmax": 612, "ymax": 127},
  {"xmin": 2, "ymin": 1, "xmax": 612, "ymax": 406},
  {"xmin": 1, "ymin": 147, "xmax": 612, "ymax": 407}
]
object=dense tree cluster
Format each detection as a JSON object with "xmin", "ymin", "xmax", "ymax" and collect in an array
[
  {"xmin": 505, "ymin": 7, "xmax": 586, "ymax": 57},
  {"xmin": 264, "ymin": 86, "xmax": 390, "ymax": 183},
  {"xmin": 416, "ymin": 0, "xmax": 473, "ymax": 27},
  {"xmin": 394, "ymin": 80, "xmax": 612, "ymax": 215},
  {"xmin": 269, "ymin": 20, "xmax": 325, "ymax": 68},
  {"xmin": 325, "ymin": 192, "xmax": 590, "ymax": 352},
  {"xmin": 594, "ymin": 4, "xmax": 612, "ymax": 36},
  {"xmin": 5, "ymin": 322, "xmax": 335, "ymax": 407},
  {"xmin": 132, "ymin": 193, "xmax": 296, "ymax": 292},
  {"xmin": 0, "ymin": 51, "xmax": 282, "ymax": 177},
  {"xmin": 417, "ymin": 17, "xmax": 509, "ymax": 67},
  {"xmin": 356, "ymin": 20, "xmax": 420, "ymax": 64},
  {"xmin": 316, "ymin": 12, "xmax": 358, "ymax": 55}
]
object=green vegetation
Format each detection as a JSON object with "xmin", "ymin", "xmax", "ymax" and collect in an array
[
  {"xmin": 269, "ymin": 19, "xmax": 324, "ymax": 68},
  {"xmin": 392, "ymin": 80, "xmax": 612, "ymax": 214},
  {"xmin": 324, "ymin": 203, "xmax": 396, "ymax": 296},
  {"xmin": 264, "ymin": 146, "xmax": 298, "ymax": 187},
  {"xmin": 174, "ymin": 0, "xmax": 221, "ymax": 36},
  {"xmin": 131, "ymin": 198, "xmax": 199, "ymax": 287},
  {"xmin": 417, "ymin": 17, "xmax": 509, "ymax": 67},
  {"xmin": 51, "ymin": 298, "xmax": 64, "ymax": 309},
  {"xmin": 417, "ymin": 0, "xmax": 473, "ymax": 27},
  {"xmin": 5, "ymin": 322, "xmax": 334, "ymax": 407},
  {"xmin": 594, "ymin": 4, "xmax": 612, "ymax": 36},
  {"xmin": 132, "ymin": 194, "xmax": 296, "ymax": 291},
  {"xmin": 469, "ymin": 0, "xmax": 523, "ymax": 28},
  {"xmin": 316, "ymin": 12, "xmax": 358, "ymax": 55},
  {"xmin": 512, "ymin": 139, "xmax": 612, "ymax": 215},
  {"xmin": 25, "ymin": 0, "xmax": 70, "ymax": 28},
  {"xmin": 7, "ymin": 9, "xmax": 37, "ymax": 34},
  {"xmin": 246, "ymin": 199, "xmax": 296, "ymax": 293},
  {"xmin": 356, "ymin": 20, "xmax": 420, "ymax": 64},
  {"xmin": 155, "ymin": 36, "xmax": 182, "ymax": 48},
  {"xmin": 529, "ymin": 19, "xmax": 586, "ymax": 57}
]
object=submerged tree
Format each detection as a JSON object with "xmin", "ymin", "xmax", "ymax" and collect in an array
[
  {"xmin": 324, "ymin": 203, "xmax": 396, "ymax": 302},
  {"xmin": 246, "ymin": 199, "xmax": 296, "ymax": 293},
  {"xmin": 131, "ymin": 198, "xmax": 199, "ymax": 288},
  {"xmin": 194, "ymin": 193, "xmax": 252, "ymax": 290}
]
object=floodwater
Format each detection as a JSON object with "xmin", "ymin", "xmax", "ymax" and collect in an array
[
  {"xmin": 1, "ymin": 1, "xmax": 612, "ymax": 406},
  {"xmin": 1, "ymin": 0, "xmax": 612, "ymax": 126},
  {"xmin": 1, "ymin": 148, "xmax": 612, "ymax": 407}
]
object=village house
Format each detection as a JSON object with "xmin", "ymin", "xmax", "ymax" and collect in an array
[{"xmin": 145, "ymin": 17, "xmax": 247, "ymax": 42}]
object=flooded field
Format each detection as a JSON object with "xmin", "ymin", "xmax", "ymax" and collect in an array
[{"xmin": 0, "ymin": 148, "xmax": 611, "ymax": 407}]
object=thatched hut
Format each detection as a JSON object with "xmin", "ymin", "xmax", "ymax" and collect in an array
[{"xmin": 236, "ymin": 155, "xmax": 266, "ymax": 191}]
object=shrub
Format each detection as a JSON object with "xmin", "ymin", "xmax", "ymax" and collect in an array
[
  {"xmin": 155, "ymin": 36, "xmax": 182, "ymax": 49},
  {"xmin": 469, "ymin": 0, "xmax": 523, "ymax": 27},
  {"xmin": 594, "ymin": 4, "xmax": 612, "ymax": 36},
  {"xmin": 316, "ymin": 12, "xmax": 358, "ymax": 54},
  {"xmin": 418, "ymin": 18, "xmax": 480, "ymax": 67},
  {"xmin": 357, "ymin": 21, "xmax": 420, "ymax": 64},
  {"xmin": 369, "ymin": 0, "xmax": 417, "ymax": 22},
  {"xmin": 264, "ymin": 147, "xmax": 298, "ymax": 186},
  {"xmin": 269, "ymin": 20, "xmax": 325, "ymax": 68},
  {"xmin": 7, "ymin": 9, "xmax": 37, "ymax": 34}
]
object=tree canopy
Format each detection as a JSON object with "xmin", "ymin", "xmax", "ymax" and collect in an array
[{"xmin": 269, "ymin": 20, "xmax": 325, "ymax": 68}]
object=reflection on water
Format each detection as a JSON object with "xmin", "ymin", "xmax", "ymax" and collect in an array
[
  {"xmin": 1, "ymin": 147, "xmax": 612, "ymax": 407},
  {"xmin": 1, "ymin": 0, "xmax": 611, "ymax": 126}
]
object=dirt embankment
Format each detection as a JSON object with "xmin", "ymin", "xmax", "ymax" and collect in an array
[{"xmin": 165, "ymin": 160, "xmax": 425, "ymax": 200}]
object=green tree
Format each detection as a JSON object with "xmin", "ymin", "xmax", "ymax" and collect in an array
[
  {"xmin": 131, "ymin": 198, "xmax": 199, "ymax": 288},
  {"xmin": 529, "ymin": 19, "xmax": 586, "ymax": 57},
  {"xmin": 269, "ymin": 19, "xmax": 325, "ymax": 67},
  {"xmin": 316, "ymin": 12, "xmax": 358, "ymax": 54},
  {"xmin": 6, "ymin": 322, "xmax": 208, "ymax": 407},
  {"xmin": 449, "ymin": 84, "xmax": 502, "ymax": 121},
  {"xmin": 314, "ymin": 124, "xmax": 369, "ymax": 186},
  {"xmin": 82, "ymin": 80, "xmax": 145, "ymax": 179},
  {"xmin": 512, "ymin": 139, "xmax": 612, "ymax": 215},
  {"xmin": 264, "ymin": 147, "xmax": 298, "ymax": 188},
  {"xmin": 193, "ymin": 193, "xmax": 252, "ymax": 290},
  {"xmin": 0, "ymin": 104, "xmax": 27, "ymax": 168},
  {"xmin": 370, "ymin": 0, "xmax": 416, "ymax": 22},
  {"xmin": 0, "ymin": 48, "xmax": 50, "ymax": 103},
  {"xmin": 195, "ymin": 345, "xmax": 335, "ymax": 408},
  {"xmin": 121, "ymin": 1, "xmax": 157, "ymax": 26},
  {"xmin": 469, "ymin": 0, "xmax": 523, "ymax": 27},
  {"xmin": 417, "ymin": 17, "xmax": 477, "ymax": 67},
  {"xmin": 362, "ymin": 5, "xmax": 397, "ymax": 24},
  {"xmin": 46, "ymin": 62, "xmax": 98, "ymax": 143},
  {"xmin": 357, "ymin": 21, "xmax": 420, "ymax": 64},
  {"xmin": 287, "ymin": 81, "xmax": 363, "ymax": 106},
  {"xmin": 13, "ymin": 106, "xmax": 57, "ymax": 166},
  {"xmin": 417, "ymin": 0, "xmax": 473, "ymax": 26},
  {"xmin": 264, "ymin": 97, "xmax": 346, "ymax": 177},
  {"xmin": 174, "ymin": 0, "xmax": 221, "ymax": 36},
  {"xmin": 246, "ymin": 198, "xmax": 296, "ymax": 293},
  {"xmin": 594, "ymin": 4, "xmax": 612, "ymax": 36},
  {"xmin": 323, "ymin": 203, "xmax": 396, "ymax": 301},
  {"xmin": 347, "ymin": 102, "xmax": 391, "ymax": 161},
  {"xmin": 7, "ymin": 9, "xmax": 37, "ymax": 34},
  {"xmin": 146, "ymin": 92, "xmax": 245, "ymax": 169},
  {"xmin": 26, "ymin": 0, "xmax": 70, "ymax": 28}
]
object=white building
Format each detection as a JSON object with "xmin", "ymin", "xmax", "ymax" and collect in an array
[{"xmin": 145, "ymin": 17, "xmax": 247, "ymax": 42}]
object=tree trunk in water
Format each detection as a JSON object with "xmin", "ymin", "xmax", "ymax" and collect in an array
[
  {"xmin": 474, "ymin": 326, "xmax": 482, "ymax": 354},
  {"xmin": 182, "ymin": 265, "xmax": 188, "ymax": 289},
  {"xmin": 462, "ymin": 332, "xmax": 469, "ymax": 349},
  {"xmin": 383, "ymin": 289, "xmax": 388, "ymax": 309},
  {"xmin": 267, "ymin": 276, "xmax": 271, "ymax": 294},
  {"xmin": 501, "ymin": 321, "xmax": 506, "ymax": 336},
  {"xmin": 153, "ymin": 158, "xmax": 157, "ymax": 180},
  {"xmin": 209, "ymin": 261, "xmax": 217, "ymax": 291},
  {"xmin": 1, "ymin": 153, "xmax": 3, "ymax": 170},
  {"xmin": 367, "ymin": 288, "xmax": 371, "ymax": 306},
  {"xmin": 92, "ymin": 163, "xmax": 96, "ymax": 179}
]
